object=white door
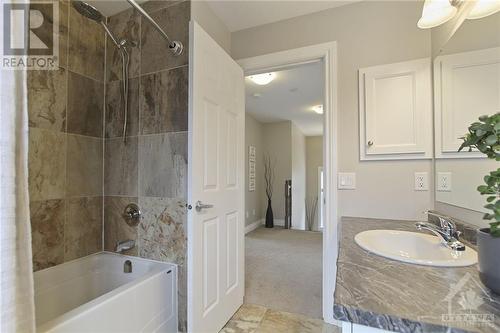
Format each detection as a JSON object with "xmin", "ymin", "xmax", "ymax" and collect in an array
[{"xmin": 187, "ymin": 21, "xmax": 245, "ymax": 333}]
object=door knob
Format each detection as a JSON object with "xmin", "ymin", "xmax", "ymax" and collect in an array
[
  {"xmin": 195, "ymin": 201, "xmax": 214, "ymax": 212},
  {"xmin": 367, "ymin": 140, "xmax": 374, "ymax": 147}
]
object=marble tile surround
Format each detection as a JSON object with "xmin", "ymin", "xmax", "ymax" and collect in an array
[
  {"xmin": 67, "ymin": 71, "xmax": 104, "ymax": 137},
  {"xmin": 66, "ymin": 134, "xmax": 103, "ymax": 197},
  {"xmin": 68, "ymin": 5, "xmax": 105, "ymax": 81},
  {"xmin": 28, "ymin": 0, "xmax": 106, "ymax": 271},
  {"xmin": 105, "ymin": 77, "xmax": 140, "ymax": 138},
  {"xmin": 139, "ymin": 66, "xmax": 188, "ymax": 135},
  {"xmin": 104, "ymin": 137, "xmax": 138, "ymax": 196},
  {"xmin": 65, "ymin": 197, "xmax": 103, "ymax": 261},
  {"xmin": 28, "ymin": 69, "xmax": 67, "ymax": 132},
  {"xmin": 139, "ymin": 132, "xmax": 187, "ymax": 197},
  {"xmin": 106, "ymin": 8, "xmax": 141, "ymax": 82},
  {"xmin": 140, "ymin": 1, "xmax": 189, "ymax": 75},
  {"xmin": 28, "ymin": 128, "xmax": 66, "ymax": 201},
  {"xmin": 137, "ymin": 197, "xmax": 187, "ymax": 265},
  {"xmin": 30, "ymin": 199, "xmax": 65, "ymax": 271}
]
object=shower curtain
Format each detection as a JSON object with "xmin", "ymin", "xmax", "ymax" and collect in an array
[{"xmin": 0, "ymin": 5, "xmax": 36, "ymax": 333}]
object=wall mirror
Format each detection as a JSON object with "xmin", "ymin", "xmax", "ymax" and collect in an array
[{"xmin": 433, "ymin": 11, "xmax": 500, "ymax": 227}]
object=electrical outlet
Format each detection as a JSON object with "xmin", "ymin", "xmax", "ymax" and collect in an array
[
  {"xmin": 437, "ymin": 172, "xmax": 452, "ymax": 192},
  {"xmin": 414, "ymin": 172, "xmax": 428, "ymax": 191},
  {"xmin": 338, "ymin": 173, "xmax": 356, "ymax": 190}
]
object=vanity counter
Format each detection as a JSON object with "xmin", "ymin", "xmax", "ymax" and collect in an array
[{"xmin": 334, "ymin": 217, "xmax": 500, "ymax": 333}]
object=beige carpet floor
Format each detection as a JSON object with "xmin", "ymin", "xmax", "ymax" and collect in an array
[{"xmin": 244, "ymin": 226, "xmax": 323, "ymax": 319}]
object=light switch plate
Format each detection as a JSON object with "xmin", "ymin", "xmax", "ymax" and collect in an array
[
  {"xmin": 338, "ymin": 173, "xmax": 356, "ymax": 190},
  {"xmin": 414, "ymin": 172, "xmax": 428, "ymax": 191},
  {"xmin": 437, "ymin": 172, "xmax": 452, "ymax": 192}
]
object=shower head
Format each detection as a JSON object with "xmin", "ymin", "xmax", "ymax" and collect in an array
[{"xmin": 72, "ymin": 1, "xmax": 104, "ymax": 23}]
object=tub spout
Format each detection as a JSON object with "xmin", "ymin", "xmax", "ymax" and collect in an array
[
  {"xmin": 115, "ymin": 239, "xmax": 135, "ymax": 253},
  {"xmin": 124, "ymin": 260, "xmax": 132, "ymax": 273}
]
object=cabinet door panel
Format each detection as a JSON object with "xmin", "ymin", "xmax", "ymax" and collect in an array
[
  {"xmin": 434, "ymin": 47, "xmax": 500, "ymax": 158},
  {"xmin": 359, "ymin": 58, "xmax": 432, "ymax": 160}
]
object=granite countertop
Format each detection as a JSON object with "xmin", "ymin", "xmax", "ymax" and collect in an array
[{"xmin": 334, "ymin": 217, "xmax": 500, "ymax": 333}]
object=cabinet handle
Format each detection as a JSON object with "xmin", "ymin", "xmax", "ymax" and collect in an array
[{"xmin": 367, "ymin": 140, "xmax": 374, "ymax": 147}]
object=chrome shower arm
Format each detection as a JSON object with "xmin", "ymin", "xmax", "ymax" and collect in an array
[
  {"xmin": 125, "ymin": 0, "xmax": 183, "ymax": 56},
  {"xmin": 100, "ymin": 22, "xmax": 121, "ymax": 48}
]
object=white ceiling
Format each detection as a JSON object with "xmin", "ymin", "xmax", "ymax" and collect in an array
[
  {"xmin": 245, "ymin": 61, "xmax": 324, "ymax": 136},
  {"xmin": 89, "ymin": 1, "xmax": 361, "ymax": 30},
  {"xmin": 207, "ymin": 0, "xmax": 363, "ymax": 32},
  {"xmin": 86, "ymin": 0, "xmax": 147, "ymax": 17}
]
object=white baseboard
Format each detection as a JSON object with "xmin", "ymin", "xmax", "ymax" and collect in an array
[
  {"xmin": 245, "ymin": 219, "xmax": 264, "ymax": 234},
  {"xmin": 245, "ymin": 218, "xmax": 290, "ymax": 234},
  {"xmin": 274, "ymin": 219, "xmax": 285, "ymax": 226}
]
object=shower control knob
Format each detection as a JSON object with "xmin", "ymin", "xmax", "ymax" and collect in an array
[{"xmin": 122, "ymin": 203, "xmax": 141, "ymax": 227}]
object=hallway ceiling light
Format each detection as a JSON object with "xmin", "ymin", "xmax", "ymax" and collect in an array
[
  {"xmin": 417, "ymin": 0, "xmax": 458, "ymax": 29},
  {"xmin": 467, "ymin": 0, "xmax": 500, "ymax": 19},
  {"xmin": 312, "ymin": 105, "xmax": 323, "ymax": 114},
  {"xmin": 247, "ymin": 72, "xmax": 276, "ymax": 85}
]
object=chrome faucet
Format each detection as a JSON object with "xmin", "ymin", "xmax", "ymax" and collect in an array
[
  {"xmin": 415, "ymin": 212, "xmax": 465, "ymax": 251},
  {"xmin": 115, "ymin": 239, "xmax": 135, "ymax": 253}
]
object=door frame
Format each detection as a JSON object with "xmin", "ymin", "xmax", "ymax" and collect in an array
[
  {"xmin": 318, "ymin": 166, "xmax": 324, "ymax": 231},
  {"xmin": 237, "ymin": 41, "xmax": 339, "ymax": 324}
]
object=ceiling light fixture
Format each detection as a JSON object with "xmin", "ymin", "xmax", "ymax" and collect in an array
[
  {"xmin": 418, "ymin": 0, "xmax": 500, "ymax": 29},
  {"xmin": 467, "ymin": 0, "xmax": 500, "ymax": 19},
  {"xmin": 417, "ymin": 0, "xmax": 458, "ymax": 29},
  {"xmin": 312, "ymin": 105, "xmax": 323, "ymax": 114},
  {"xmin": 247, "ymin": 72, "xmax": 276, "ymax": 85}
]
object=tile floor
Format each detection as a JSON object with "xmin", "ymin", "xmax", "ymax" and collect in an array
[{"xmin": 220, "ymin": 304, "xmax": 341, "ymax": 333}]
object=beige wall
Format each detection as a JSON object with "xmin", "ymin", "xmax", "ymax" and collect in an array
[
  {"xmin": 245, "ymin": 113, "xmax": 265, "ymax": 226},
  {"xmin": 291, "ymin": 123, "xmax": 306, "ymax": 230},
  {"xmin": 262, "ymin": 121, "xmax": 292, "ymax": 221},
  {"xmin": 191, "ymin": 0, "xmax": 231, "ymax": 54},
  {"xmin": 306, "ymin": 136, "xmax": 323, "ymax": 229},
  {"xmin": 232, "ymin": 1, "xmax": 433, "ymax": 221}
]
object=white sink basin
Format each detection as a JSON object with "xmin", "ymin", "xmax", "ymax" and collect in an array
[{"xmin": 354, "ymin": 230, "xmax": 477, "ymax": 267}]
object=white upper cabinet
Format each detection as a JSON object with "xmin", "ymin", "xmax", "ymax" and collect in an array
[
  {"xmin": 359, "ymin": 58, "xmax": 432, "ymax": 160},
  {"xmin": 434, "ymin": 47, "xmax": 500, "ymax": 159}
]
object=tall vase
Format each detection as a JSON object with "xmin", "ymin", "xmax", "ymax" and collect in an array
[{"xmin": 265, "ymin": 198, "xmax": 274, "ymax": 228}]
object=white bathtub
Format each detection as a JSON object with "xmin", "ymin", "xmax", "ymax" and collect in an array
[{"xmin": 34, "ymin": 252, "xmax": 177, "ymax": 333}]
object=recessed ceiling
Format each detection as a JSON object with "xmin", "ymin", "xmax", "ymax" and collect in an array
[
  {"xmin": 86, "ymin": 0, "xmax": 147, "ymax": 17},
  {"xmin": 207, "ymin": 0, "xmax": 363, "ymax": 32},
  {"xmin": 245, "ymin": 61, "xmax": 324, "ymax": 136}
]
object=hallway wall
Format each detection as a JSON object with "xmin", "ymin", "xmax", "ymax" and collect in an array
[
  {"xmin": 306, "ymin": 136, "xmax": 323, "ymax": 230},
  {"xmin": 245, "ymin": 113, "xmax": 265, "ymax": 226},
  {"xmin": 232, "ymin": 1, "xmax": 433, "ymax": 221}
]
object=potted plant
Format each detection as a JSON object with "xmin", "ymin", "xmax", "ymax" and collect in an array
[
  {"xmin": 263, "ymin": 154, "xmax": 275, "ymax": 228},
  {"xmin": 459, "ymin": 112, "xmax": 500, "ymax": 294}
]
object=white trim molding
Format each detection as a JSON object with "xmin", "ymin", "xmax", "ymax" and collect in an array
[
  {"xmin": 238, "ymin": 41, "xmax": 339, "ymax": 324},
  {"xmin": 245, "ymin": 219, "xmax": 263, "ymax": 234}
]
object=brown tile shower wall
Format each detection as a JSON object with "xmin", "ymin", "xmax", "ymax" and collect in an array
[
  {"xmin": 28, "ymin": 1, "xmax": 105, "ymax": 271},
  {"xmin": 102, "ymin": 1, "xmax": 190, "ymax": 331}
]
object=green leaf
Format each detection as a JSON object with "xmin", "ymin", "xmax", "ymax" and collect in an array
[
  {"xmin": 487, "ymin": 196, "xmax": 497, "ymax": 202},
  {"xmin": 486, "ymin": 134, "xmax": 498, "ymax": 145}
]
